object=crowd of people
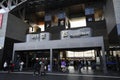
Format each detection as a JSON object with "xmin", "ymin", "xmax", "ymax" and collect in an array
[
  {"xmin": 3, "ymin": 60, "xmax": 24, "ymax": 72},
  {"xmin": 2, "ymin": 58, "xmax": 46, "ymax": 76},
  {"xmin": 2, "ymin": 55, "xmax": 120, "ymax": 74},
  {"xmin": 33, "ymin": 58, "xmax": 46, "ymax": 76},
  {"xmin": 52, "ymin": 59, "xmax": 98, "ymax": 72}
]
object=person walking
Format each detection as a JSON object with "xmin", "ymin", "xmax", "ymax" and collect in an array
[
  {"xmin": 40, "ymin": 61, "xmax": 46, "ymax": 75},
  {"xmin": 19, "ymin": 61, "xmax": 24, "ymax": 71},
  {"xmin": 3, "ymin": 61, "xmax": 8, "ymax": 71}
]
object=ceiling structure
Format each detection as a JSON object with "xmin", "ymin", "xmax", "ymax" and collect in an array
[
  {"xmin": 26, "ymin": 0, "xmax": 105, "ymax": 12},
  {"xmin": 6, "ymin": 0, "xmax": 105, "ymax": 24}
]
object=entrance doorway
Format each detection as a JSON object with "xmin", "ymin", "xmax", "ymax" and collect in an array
[
  {"xmin": 13, "ymin": 48, "xmax": 103, "ymax": 73},
  {"xmin": 52, "ymin": 48, "xmax": 102, "ymax": 73},
  {"xmin": 14, "ymin": 50, "xmax": 50, "ymax": 71},
  {"xmin": 106, "ymin": 50, "xmax": 120, "ymax": 71}
]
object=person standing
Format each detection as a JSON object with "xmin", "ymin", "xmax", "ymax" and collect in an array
[
  {"xmin": 61, "ymin": 60, "xmax": 66, "ymax": 72},
  {"xmin": 33, "ymin": 58, "xmax": 40, "ymax": 76},
  {"xmin": 40, "ymin": 61, "xmax": 46, "ymax": 75},
  {"xmin": 10, "ymin": 61, "xmax": 15, "ymax": 72},
  {"xmin": 8, "ymin": 61, "xmax": 15, "ymax": 73}
]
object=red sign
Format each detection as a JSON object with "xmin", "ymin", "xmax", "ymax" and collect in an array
[{"xmin": 0, "ymin": 14, "xmax": 3, "ymax": 28}]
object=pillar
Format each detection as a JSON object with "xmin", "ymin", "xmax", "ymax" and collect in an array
[
  {"xmin": 50, "ymin": 49, "xmax": 53, "ymax": 72},
  {"xmin": 101, "ymin": 45, "xmax": 107, "ymax": 73}
]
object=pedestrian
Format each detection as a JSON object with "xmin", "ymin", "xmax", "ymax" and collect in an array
[
  {"xmin": 3, "ymin": 61, "xmax": 8, "ymax": 71},
  {"xmin": 40, "ymin": 61, "xmax": 46, "ymax": 75},
  {"xmin": 61, "ymin": 60, "xmax": 66, "ymax": 72},
  {"xmin": 33, "ymin": 58, "xmax": 41, "ymax": 76},
  {"xmin": 19, "ymin": 61, "xmax": 24, "ymax": 71},
  {"xmin": 8, "ymin": 61, "xmax": 15, "ymax": 73},
  {"xmin": 10, "ymin": 61, "xmax": 15, "ymax": 72}
]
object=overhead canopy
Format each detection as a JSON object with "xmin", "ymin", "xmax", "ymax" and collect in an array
[{"xmin": 14, "ymin": 36, "xmax": 104, "ymax": 51}]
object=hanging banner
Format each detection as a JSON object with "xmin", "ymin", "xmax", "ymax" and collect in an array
[{"xmin": 0, "ymin": 14, "xmax": 3, "ymax": 28}]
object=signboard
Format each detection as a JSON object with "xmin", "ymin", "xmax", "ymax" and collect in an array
[
  {"xmin": 26, "ymin": 34, "xmax": 40, "ymax": 42},
  {"xmin": 26, "ymin": 32, "xmax": 50, "ymax": 42},
  {"xmin": 0, "ymin": 14, "xmax": 3, "ymax": 28},
  {"xmin": 61, "ymin": 28, "xmax": 92, "ymax": 39},
  {"xmin": 40, "ymin": 32, "xmax": 50, "ymax": 41}
]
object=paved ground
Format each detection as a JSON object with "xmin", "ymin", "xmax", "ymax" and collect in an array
[{"xmin": 0, "ymin": 71, "xmax": 120, "ymax": 80}]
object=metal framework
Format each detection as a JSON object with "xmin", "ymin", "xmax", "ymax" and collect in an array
[{"xmin": 0, "ymin": 0, "xmax": 27, "ymax": 13}]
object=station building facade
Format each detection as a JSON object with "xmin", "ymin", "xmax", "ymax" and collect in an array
[{"xmin": 0, "ymin": 0, "xmax": 120, "ymax": 72}]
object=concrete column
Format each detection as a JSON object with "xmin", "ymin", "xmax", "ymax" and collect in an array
[
  {"xmin": 26, "ymin": 53, "xmax": 28, "ymax": 68},
  {"xmin": 12, "ymin": 50, "xmax": 15, "ymax": 61},
  {"xmin": 50, "ymin": 49, "xmax": 53, "ymax": 72},
  {"xmin": 101, "ymin": 46, "xmax": 107, "ymax": 73}
]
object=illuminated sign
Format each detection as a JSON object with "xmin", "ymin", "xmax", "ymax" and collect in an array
[{"xmin": 0, "ymin": 14, "xmax": 3, "ymax": 28}]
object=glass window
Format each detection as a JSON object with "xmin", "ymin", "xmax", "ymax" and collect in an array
[
  {"xmin": 67, "ymin": 51, "xmax": 75, "ymax": 57},
  {"xmin": 38, "ymin": 24, "xmax": 44, "ymax": 31},
  {"xmin": 51, "ymin": 15, "xmax": 58, "ymax": 26},
  {"xmin": 85, "ymin": 8, "xmax": 94, "ymax": 15},
  {"xmin": 70, "ymin": 17, "xmax": 86, "ymax": 28},
  {"xmin": 94, "ymin": 8, "xmax": 104, "ymax": 21},
  {"xmin": 45, "ymin": 15, "xmax": 51, "ymax": 21}
]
